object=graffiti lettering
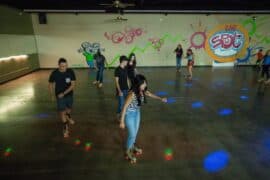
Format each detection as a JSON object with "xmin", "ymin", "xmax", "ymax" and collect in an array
[
  {"xmin": 225, "ymin": 24, "xmax": 237, "ymax": 31},
  {"xmin": 205, "ymin": 24, "xmax": 249, "ymax": 62},
  {"xmin": 148, "ymin": 38, "xmax": 164, "ymax": 51},
  {"xmin": 210, "ymin": 32, "xmax": 243, "ymax": 49},
  {"xmin": 189, "ymin": 31, "xmax": 207, "ymax": 49},
  {"xmin": 104, "ymin": 27, "xmax": 145, "ymax": 44}
]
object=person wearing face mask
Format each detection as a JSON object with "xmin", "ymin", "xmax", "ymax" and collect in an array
[{"xmin": 120, "ymin": 74, "xmax": 167, "ymax": 163}]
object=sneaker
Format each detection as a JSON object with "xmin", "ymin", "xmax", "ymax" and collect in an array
[
  {"xmin": 98, "ymin": 83, "xmax": 103, "ymax": 88},
  {"xmin": 93, "ymin": 81, "xmax": 98, "ymax": 85}
]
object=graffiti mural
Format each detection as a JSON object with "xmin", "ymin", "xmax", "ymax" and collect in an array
[
  {"xmin": 189, "ymin": 21, "xmax": 207, "ymax": 49},
  {"xmin": 104, "ymin": 27, "xmax": 145, "ymax": 44},
  {"xmin": 242, "ymin": 16, "xmax": 270, "ymax": 44},
  {"xmin": 236, "ymin": 46, "xmax": 264, "ymax": 63},
  {"xmin": 78, "ymin": 42, "xmax": 105, "ymax": 67},
  {"xmin": 148, "ymin": 37, "xmax": 164, "ymax": 51},
  {"xmin": 205, "ymin": 24, "xmax": 249, "ymax": 63},
  {"xmin": 107, "ymin": 33, "xmax": 185, "ymax": 67}
]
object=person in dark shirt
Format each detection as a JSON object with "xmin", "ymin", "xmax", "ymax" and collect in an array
[
  {"xmin": 93, "ymin": 50, "xmax": 107, "ymax": 88},
  {"xmin": 49, "ymin": 58, "xmax": 76, "ymax": 138},
  {"xmin": 114, "ymin": 55, "xmax": 129, "ymax": 120},
  {"xmin": 127, "ymin": 53, "xmax": 137, "ymax": 86},
  {"xmin": 174, "ymin": 44, "xmax": 183, "ymax": 72}
]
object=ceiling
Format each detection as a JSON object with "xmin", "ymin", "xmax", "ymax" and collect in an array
[{"xmin": 2, "ymin": 0, "xmax": 270, "ymax": 12}]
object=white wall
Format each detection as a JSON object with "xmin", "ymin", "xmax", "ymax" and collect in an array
[{"xmin": 31, "ymin": 13, "xmax": 270, "ymax": 68}]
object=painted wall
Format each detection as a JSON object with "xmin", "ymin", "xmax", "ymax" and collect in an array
[
  {"xmin": 31, "ymin": 13, "xmax": 270, "ymax": 68},
  {"xmin": 0, "ymin": 6, "xmax": 39, "ymax": 83}
]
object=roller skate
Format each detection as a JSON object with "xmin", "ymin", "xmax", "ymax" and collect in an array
[
  {"xmin": 66, "ymin": 113, "xmax": 75, "ymax": 125},
  {"xmin": 125, "ymin": 149, "xmax": 137, "ymax": 164},
  {"xmin": 63, "ymin": 122, "xmax": 69, "ymax": 138},
  {"xmin": 132, "ymin": 145, "xmax": 143, "ymax": 156}
]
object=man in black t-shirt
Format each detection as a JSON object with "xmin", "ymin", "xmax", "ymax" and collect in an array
[
  {"xmin": 49, "ymin": 58, "xmax": 76, "ymax": 138},
  {"xmin": 114, "ymin": 55, "xmax": 129, "ymax": 120}
]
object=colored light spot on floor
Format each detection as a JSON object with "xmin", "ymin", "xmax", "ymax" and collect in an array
[
  {"xmin": 165, "ymin": 81, "xmax": 175, "ymax": 85},
  {"xmin": 192, "ymin": 101, "xmax": 203, "ymax": 109},
  {"xmin": 203, "ymin": 150, "xmax": 230, "ymax": 173},
  {"xmin": 37, "ymin": 113, "xmax": 50, "ymax": 118},
  {"xmin": 74, "ymin": 139, "xmax": 81, "ymax": 146},
  {"xmin": 240, "ymin": 95, "xmax": 249, "ymax": 101},
  {"xmin": 184, "ymin": 83, "xmax": 192, "ymax": 87},
  {"xmin": 166, "ymin": 97, "xmax": 176, "ymax": 104},
  {"xmin": 155, "ymin": 91, "xmax": 168, "ymax": 96},
  {"xmin": 85, "ymin": 142, "xmax": 92, "ymax": 151},
  {"xmin": 218, "ymin": 108, "xmax": 233, "ymax": 116},
  {"xmin": 164, "ymin": 148, "xmax": 173, "ymax": 161},
  {"xmin": 4, "ymin": 147, "xmax": 12, "ymax": 157}
]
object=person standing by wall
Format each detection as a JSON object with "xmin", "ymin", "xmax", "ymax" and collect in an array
[
  {"xmin": 174, "ymin": 44, "xmax": 183, "ymax": 72},
  {"xmin": 258, "ymin": 49, "xmax": 270, "ymax": 85},
  {"xmin": 93, "ymin": 50, "xmax": 107, "ymax": 88},
  {"xmin": 185, "ymin": 49, "xmax": 194, "ymax": 79}
]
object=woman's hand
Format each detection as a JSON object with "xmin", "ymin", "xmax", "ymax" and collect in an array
[
  {"xmin": 161, "ymin": 97, "xmax": 167, "ymax": 103},
  {"xmin": 58, "ymin": 93, "xmax": 65, "ymax": 99},
  {"xmin": 119, "ymin": 121, "xmax": 125, "ymax": 129}
]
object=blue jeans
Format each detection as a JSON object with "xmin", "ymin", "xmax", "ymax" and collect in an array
[
  {"xmin": 96, "ymin": 66, "xmax": 104, "ymax": 83},
  {"xmin": 176, "ymin": 57, "xmax": 182, "ymax": 69},
  {"xmin": 87, "ymin": 61, "xmax": 94, "ymax": 68},
  {"xmin": 117, "ymin": 89, "xmax": 128, "ymax": 114},
  {"xmin": 125, "ymin": 109, "xmax": 141, "ymax": 149}
]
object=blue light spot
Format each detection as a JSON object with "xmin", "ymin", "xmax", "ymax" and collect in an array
[
  {"xmin": 218, "ymin": 108, "xmax": 233, "ymax": 116},
  {"xmin": 184, "ymin": 83, "xmax": 192, "ymax": 87},
  {"xmin": 165, "ymin": 81, "xmax": 175, "ymax": 85},
  {"xmin": 203, "ymin": 150, "xmax": 230, "ymax": 173},
  {"xmin": 166, "ymin": 97, "xmax": 176, "ymax": 104},
  {"xmin": 240, "ymin": 95, "xmax": 249, "ymax": 100},
  {"xmin": 155, "ymin": 91, "xmax": 168, "ymax": 96},
  {"xmin": 262, "ymin": 138, "xmax": 270, "ymax": 151},
  {"xmin": 192, "ymin": 101, "xmax": 203, "ymax": 108},
  {"xmin": 37, "ymin": 113, "xmax": 50, "ymax": 118}
]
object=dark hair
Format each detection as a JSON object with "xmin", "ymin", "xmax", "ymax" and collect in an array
[
  {"xmin": 119, "ymin": 55, "xmax": 128, "ymax": 63},
  {"xmin": 187, "ymin": 48, "xmax": 193, "ymax": 54},
  {"xmin": 186, "ymin": 48, "xmax": 193, "ymax": 56},
  {"xmin": 58, "ymin": 58, "xmax": 67, "ymax": 65},
  {"xmin": 131, "ymin": 74, "xmax": 147, "ymax": 106},
  {"xmin": 128, "ymin": 53, "xmax": 137, "ymax": 67},
  {"xmin": 259, "ymin": 49, "xmax": 263, "ymax": 52}
]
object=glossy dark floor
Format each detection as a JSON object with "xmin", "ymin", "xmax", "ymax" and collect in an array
[{"xmin": 0, "ymin": 67, "xmax": 270, "ymax": 180}]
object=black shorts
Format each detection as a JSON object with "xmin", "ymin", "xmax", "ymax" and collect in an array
[{"xmin": 57, "ymin": 95, "xmax": 73, "ymax": 111}]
